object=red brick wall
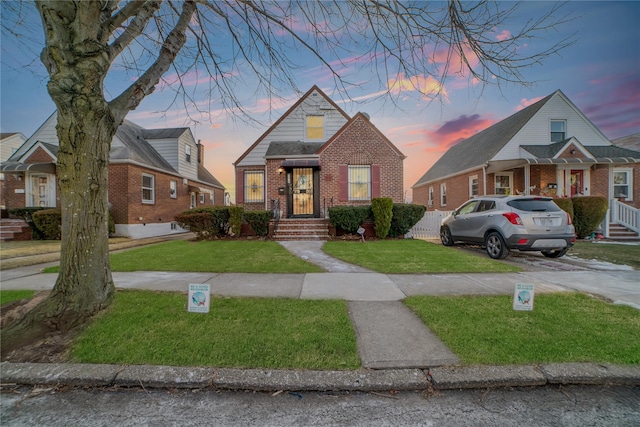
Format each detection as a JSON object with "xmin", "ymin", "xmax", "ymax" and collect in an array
[
  {"xmin": 24, "ymin": 147, "xmax": 54, "ymax": 163},
  {"xmin": 319, "ymin": 115, "xmax": 404, "ymax": 207}
]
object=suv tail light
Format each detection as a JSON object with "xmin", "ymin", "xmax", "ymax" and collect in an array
[
  {"xmin": 502, "ymin": 212, "xmax": 523, "ymax": 225},
  {"xmin": 566, "ymin": 212, "xmax": 573, "ymax": 225}
]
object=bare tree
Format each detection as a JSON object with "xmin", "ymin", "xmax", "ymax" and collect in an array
[{"xmin": 0, "ymin": 0, "xmax": 573, "ymax": 352}]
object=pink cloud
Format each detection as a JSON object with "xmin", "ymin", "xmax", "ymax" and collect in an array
[
  {"xmin": 495, "ymin": 29, "xmax": 511, "ymax": 42},
  {"xmin": 387, "ymin": 73, "xmax": 447, "ymax": 99},
  {"xmin": 422, "ymin": 114, "xmax": 494, "ymax": 153},
  {"xmin": 516, "ymin": 97, "xmax": 544, "ymax": 111},
  {"xmin": 210, "ymin": 123, "xmax": 222, "ymax": 129}
]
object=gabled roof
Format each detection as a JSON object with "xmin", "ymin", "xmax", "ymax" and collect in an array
[
  {"xmin": 111, "ymin": 120, "xmax": 177, "ymax": 173},
  {"xmin": 233, "ymin": 85, "xmax": 350, "ymax": 165},
  {"xmin": 413, "ymin": 92, "xmax": 554, "ymax": 188},
  {"xmin": 317, "ymin": 112, "xmax": 406, "ymax": 158},
  {"xmin": 143, "ymin": 128, "xmax": 190, "ymax": 139},
  {"xmin": 521, "ymin": 140, "xmax": 569, "ymax": 158},
  {"xmin": 198, "ymin": 163, "xmax": 224, "ymax": 189}
]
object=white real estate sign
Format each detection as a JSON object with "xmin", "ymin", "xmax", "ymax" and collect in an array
[
  {"xmin": 513, "ymin": 283, "xmax": 535, "ymax": 311},
  {"xmin": 188, "ymin": 283, "xmax": 210, "ymax": 313}
]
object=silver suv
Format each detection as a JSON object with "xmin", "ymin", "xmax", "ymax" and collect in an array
[{"xmin": 440, "ymin": 196, "xmax": 575, "ymax": 259}]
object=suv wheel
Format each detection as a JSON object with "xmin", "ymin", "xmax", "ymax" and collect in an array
[
  {"xmin": 440, "ymin": 226, "xmax": 454, "ymax": 246},
  {"xmin": 485, "ymin": 232, "xmax": 510, "ymax": 259},
  {"xmin": 542, "ymin": 248, "xmax": 568, "ymax": 258}
]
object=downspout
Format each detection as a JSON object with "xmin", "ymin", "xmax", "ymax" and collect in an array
[{"xmin": 482, "ymin": 164, "xmax": 487, "ymax": 195}]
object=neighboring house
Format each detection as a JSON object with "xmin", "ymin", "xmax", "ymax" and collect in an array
[
  {"xmin": 0, "ymin": 132, "xmax": 27, "ymax": 212},
  {"xmin": 413, "ymin": 90, "xmax": 640, "ymax": 218},
  {"xmin": 234, "ymin": 85, "xmax": 406, "ymax": 219},
  {"xmin": 1, "ymin": 113, "xmax": 225, "ymax": 238}
]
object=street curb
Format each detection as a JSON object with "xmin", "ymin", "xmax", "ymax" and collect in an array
[{"xmin": 2, "ymin": 362, "xmax": 639, "ymax": 391}]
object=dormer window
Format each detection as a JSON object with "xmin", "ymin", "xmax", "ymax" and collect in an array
[
  {"xmin": 306, "ymin": 115, "xmax": 324, "ymax": 140},
  {"xmin": 185, "ymin": 145, "xmax": 191, "ymax": 163},
  {"xmin": 550, "ymin": 120, "xmax": 566, "ymax": 142}
]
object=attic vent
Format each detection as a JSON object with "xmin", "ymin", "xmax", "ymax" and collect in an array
[{"xmin": 312, "ymin": 93, "xmax": 318, "ymax": 96}]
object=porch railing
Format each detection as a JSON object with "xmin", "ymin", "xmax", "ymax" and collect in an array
[
  {"xmin": 270, "ymin": 198, "xmax": 281, "ymax": 235},
  {"xmin": 323, "ymin": 197, "xmax": 334, "ymax": 219},
  {"xmin": 607, "ymin": 199, "xmax": 639, "ymax": 235}
]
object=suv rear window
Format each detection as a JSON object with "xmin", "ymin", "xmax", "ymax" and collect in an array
[{"xmin": 507, "ymin": 198, "xmax": 561, "ymax": 212}]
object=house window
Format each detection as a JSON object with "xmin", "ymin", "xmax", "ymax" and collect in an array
[
  {"xmin": 550, "ymin": 120, "xmax": 566, "ymax": 142},
  {"xmin": 306, "ymin": 115, "xmax": 324, "ymax": 140},
  {"xmin": 469, "ymin": 175, "xmax": 479, "ymax": 197},
  {"xmin": 185, "ymin": 145, "xmax": 191, "ymax": 163},
  {"xmin": 199, "ymin": 193, "xmax": 205, "ymax": 204},
  {"xmin": 349, "ymin": 165, "xmax": 371, "ymax": 201},
  {"xmin": 244, "ymin": 171, "xmax": 264, "ymax": 203},
  {"xmin": 614, "ymin": 169, "xmax": 633, "ymax": 200},
  {"xmin": 428, "ymin": 186, "xmax": 434, "ymax": 207},
  {"xmin": 170, "ymin": 180, "xmax": 177, "ymax": 199},
  {"xmin": 190, "ymin": 192, "xmax": 196, "ymax": 209},
  {"xmin": 142, "ymin": 173, "xmax": 155, "ymax": 204},
  {"xmin": 210, "ymin": 191, "xmax": 214, "ymax": 204},
  {"xmin": 495, "ymin": 173, "xmax": 512, "ymax": 195},
  {"xmin": 440, "ymin": 183, "xmax": 447, "ymax": 206}
]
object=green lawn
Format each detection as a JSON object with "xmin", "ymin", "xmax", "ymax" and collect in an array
[
  {"xmin": 569, "ymin": 241, "xmax": 640, "ymax": 269},
  {"xmin": 323, "ymin": 240, "xmax": 520, "ymax": 273},
  {"xmin": 405, "ymin": 293, "xmax": 640, "ymax": 365},
  {"xmin": 45, "ymin": 240, "xmax": 323, "ymax": 273},
  {"xmin": 0, "ymin": 290, "xmax": 35, "ymax": 306},
  {"xmin": 70, "ymin": 290, "xmax": 359, "ymax": 369}
]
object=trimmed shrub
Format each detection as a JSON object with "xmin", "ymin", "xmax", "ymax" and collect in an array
[
  {"xmin": 228, "ymin": 206, "xmax": 244, "ymax": 236},
  {"xmin": 175, "ymin": 212, "xmax": 215, "ymax": 240},
  {"xmin": 572, "ymin": 196, "xmax": 608, "ymax": 239},
  {"xmin": 389, "ymin": 203, "xmax": 427, "ymax": 238},
  {"xmin": 372, "ymin": 198, "xmax": 393, "ymax": 239},
  {"xmin": 32, "ymin": 208, "xmax": 62, "ymax": 240},
  {"xmin": 177, "ymin": 206, "xmax": 231, "ymax": 239},
  {"xmin": 244, "ymin": 210, "xmax": 271, "ymax": 237},
  {"xmin": 553, "ymin": 198, "xmax": 574, "ymax": 224},
  {"xmin": 328, "ymin": 205, "xmax": 372, "ymax": 234},
  {"xmin": 9, "ymin": 207, "xmax": 50, "ymax": 239}
]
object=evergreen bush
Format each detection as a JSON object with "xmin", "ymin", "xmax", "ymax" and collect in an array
[
  {"xmin": 228, "ymin": 206, "xmax": 244, "ymax": 236},
  {"xmin": 372, "ymin": 197, "xmax": 393, "ymax": 239},
  {"xmin": 328, "ymin": 205, "xmax": 372, "ymax": 234},
  {"xmin": 571, "ymin": 196, "xmax": 608, "ymax": 239},
  {"xmin": 244, "ymin": 210, "xmax": 271, "ymax": 236},
  {"xmin": 32, "ymin": 208, "xmax": 62, "ymax": 240},
  {"xmin": 553, "ymin": 198, "xmax": 574, "ymax": 224},
  {"xmin": 389, "ymin": 203, "xmax": 427, "ymax": 238}
]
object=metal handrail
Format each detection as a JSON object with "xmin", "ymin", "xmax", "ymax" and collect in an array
[{"xmin": 270, "ymin": 198, "xmax": 281, "ymax": 236}]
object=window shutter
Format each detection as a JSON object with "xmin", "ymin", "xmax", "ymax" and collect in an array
[
  {"xmin": 236, "ymin": 170, "xmax": 244, "ymax": 204},
  {"xmin": 371, "ymin": 165, "xmax": 381, "ymax": 198},
  {"xmin": 338, "ymin": 165, "xmax": 348, "ymax": 201}
]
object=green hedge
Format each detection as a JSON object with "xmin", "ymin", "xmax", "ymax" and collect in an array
[
  {"xmin": 553, "ymin": 198, "xmax": 574, "ymax": 224},
  {"xmin": 32, "ymin": 208, "xmax": 62, "ymax": 240},
  {"xmin": 389, "ymin": 203, "xmax": 427, "ymax": 238},
  {"xmin": 175, "ymin": 206, "xmax": 232, "ymax": 239},
  {"xmin": 328, "ymin": 205, "xmax": 372, "ymax": 234},
  {"xmin": 572, "ymin": 196, "xmax": 608, "ymax": 239},
  {"xmin": 228, "ymin": 206, "xmax": 244, "ymax": 237},
  {"xmin": 372, "ymin": 198, "xmax": 393, "ymax": 239},
  {"xmin": 244, "ymin": 210, "xmax": 271, "ymax": 237}
]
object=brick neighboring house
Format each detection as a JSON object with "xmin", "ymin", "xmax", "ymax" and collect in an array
[
  {"xmin": 1, "ymin": 113, "xmax": 225, "ymax": 238},
  {"xmin": 234, "ymin": 85, "xmax": 406, "ymax": 220},
  {"xmin": 412, "ymin": 90, "xmax": 640, "ymax": 225},
  {"xmin": 1, "ymin": 132, "xmax": 27, "ymax": 213}
]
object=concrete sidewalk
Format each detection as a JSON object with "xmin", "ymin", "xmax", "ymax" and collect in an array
[{"xmin": 1, "ymin": 240, "xmax": 639, "ymax": 391}]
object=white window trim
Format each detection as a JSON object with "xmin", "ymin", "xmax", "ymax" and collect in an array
[
  {"xmin": 550, "ymin": 119, "xmax": 567, "ymax": 143},
  {"xmin": 190, "ymin": 192, "xmax": 196, "ymax": 209},
  {"xmin": 469, "ymin": 175, "xmax": 479, "ymax": 198},
  {"xmin": 613, "ymin": 167, "xmax": 633, "ymax": 201},
  {"xmin": 495, "ymin": 172, "xmax": 513, "ymax": 195},
  {"xmin": 185, "ymin": 144, "xmax": 192, "ymax": 163},
  {"xmin": 348, "ymin": 165, "xmax": 371, "ymax": 201},
  {"xmin": 440, "ymin": 183, "xmax": 447, "ymax": 206},
  {"xmin": 428, "ymin": 186, "xmax": 434, "ymax": 207},
  {"xmin": 170, "ymin": 180, "xmax": 177, "ymax": 199},
  {"xmin": 199, "ymin": 193, "xmax": 205, "ymax": 204},
  {"xmin": 142, "ymin": 173, "xmax": 155, "ymax": 204}
]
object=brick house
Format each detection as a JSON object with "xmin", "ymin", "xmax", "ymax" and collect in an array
[
  {"xmin": 0, "ymin": 132, "xmax": 27, "ymax": 214},
  {"xmin": 234, "ymin": 86, "xmax": 406, "ymax": 222},
  {"xmin": 412, "ymin": 90, "xmax": 640, "ymax": 236},
  {"xmin": 1, "ymin": 113, "xmax": 225, "ymax": 238}
]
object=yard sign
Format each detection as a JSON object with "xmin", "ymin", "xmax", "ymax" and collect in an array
[
  {"xmin": 188, "ymin": 283, "xmax": 210, "ymax": 313},
  {"xmin": 513, "ymin": 283, "xmax": 535, "ymax": 311}
]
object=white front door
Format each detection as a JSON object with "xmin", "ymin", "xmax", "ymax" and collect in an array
[{"xmin": 29, "ymin": 174, "xmax": 54, "ymax": 207}]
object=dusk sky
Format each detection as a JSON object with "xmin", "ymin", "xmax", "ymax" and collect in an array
[{"xmin": 1, "ymin": 1, "xmax": 639, "ymax": 202}]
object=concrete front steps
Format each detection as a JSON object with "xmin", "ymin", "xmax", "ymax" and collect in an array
[
  {"xmin": 608, "ymin": 223, "xmax": 640, "ymax": 241},
  {"xmin": 272, "ymin": 218, "xmax": 329, "ymax": 241},
  {"xmin": 0, "ymin": 218, "xmax": 32, "ymax": 242}
]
